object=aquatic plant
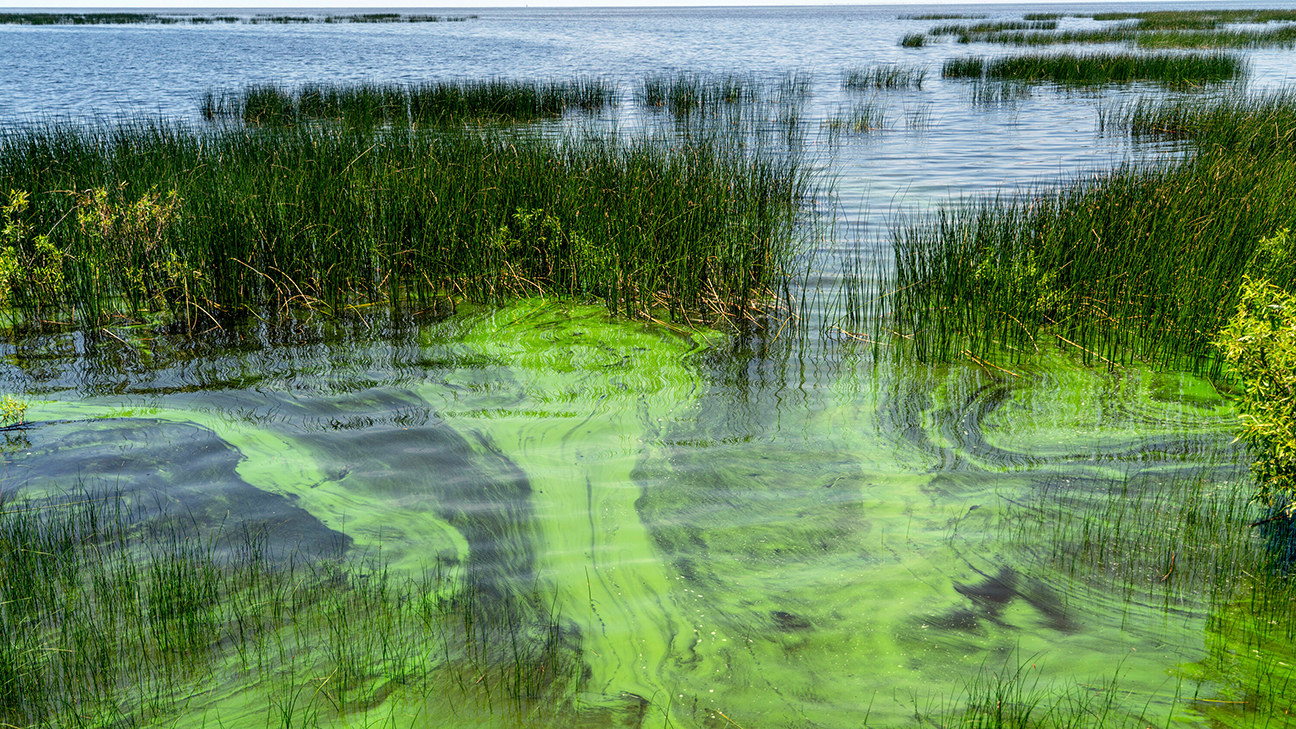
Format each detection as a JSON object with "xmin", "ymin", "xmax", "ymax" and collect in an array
[
  {"xmin": 900, "ymin": 12, "xmax": 986, "ymax": 20},
  {"xmin": 941, "ymin": 51, "xmax": 1244, "ymax": 86},
  {"xmin": 205, "ymin": 78, "xmax": 616, "ymax": 127},
  {"xmin": 1218, "ymin": 272, "xmax": 1296, "ymax": 513},
  {"xmin": 962, "ymin": 24, "xmax": 1296, "ymax": 49},
  {"xmin": 900, "ymin": 32, "xmax": 927, "ymax": 48},
  {"xmin": 1107, "ymin": 89, "xmax": 1296, "ymax": 155},
  {"xmin": 842, "ymin": 64, "xmax": 927, "ymax": 90},
  {"xmin": 928, "ymin": 19, "xmax": 1058, "ymax": 36},
  {"xmin": 0, "ymin": 395, "xmax": 24, "ymax": 425},
  {"xmin": 0, "ymin": 12, "xmax": 179, "ymax": 24},
  {"xmin": 968, "ymin": 80, "xmax": 1032, "ymax": 105},
  {"xmin": 635, "ymin": 72, "xmax": 760, "ymax": 114},
  {"xmin": 942, "ymin": 56, "xmax": 987, "ymax": 79},
  {"xmin": 0, "ymin": 117, "xmax": 810, "ymax": 329},
  {"xmin": 886, "ymin": 92, "xmax": 1296, "ymax": 369},
  {"xmin": 823, "ymin": 101, "xmax": 887, "ymax": 133}
]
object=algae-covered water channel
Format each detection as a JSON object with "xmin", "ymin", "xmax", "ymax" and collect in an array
[
  {"xmin": 6, "ymin": 301, "xmax": 1268, "ymax": 728},
  {"xmin": 6, "ymin": 4, "xmax": 1296, "ymax": 728}
]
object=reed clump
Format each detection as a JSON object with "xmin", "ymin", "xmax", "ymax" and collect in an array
[
  {"xmin": 842, "ymin": 64, "xmax": 927, "ymax": 90},
  {"xmin": 887, "ymin": 92, "xmax": 1296, "ymax": 371},
  {"xmin": 959, "ymin": 9, "xmax": 1296, "ymax": 48},
  {"xmin": 635, "ymin": 73, "xmax": 762, "ymax": 114},
  {"xmin": 941, "ymin": 51, "xmax": 1244, "ymax": 86},
  {"xmin": 202, "ymin": 78, "xmax": 616, "ymax": 126},
  {"xmin": 1105, "ymin": 89, "xmax": 1296, "ymax": 154},
  {"xmin": 0, "ymin": 12, "xmax": 178, "ymax": 24},
  {"xmin": 928, "ymin": 19, "xmax": 1058, "ymax": 37},
  {"xmin": 0, "ymin": 117, "xmax": 808, "ymax": 329},
  {"xmin": 900, "ymin": 32, "xmax": 927, "ymax": 48},
  {"xmin": 900, "ymin": 13, "xmax": 986, "ymax": 20},
  {"xmin": 823, "ymin": 101, "xmax": 887, "ymax": 133}
]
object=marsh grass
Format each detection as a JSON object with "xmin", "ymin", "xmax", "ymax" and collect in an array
[
  {"xmin": 203, "ymin": 78, "xmax": 617, "ymax": 126},
  {"xmin": 0, "ymin": 488, "xmax": 582, "ymax": 726},
  {"xmin": 1090, "ymin": 9, "xmax": 1296, "ymax": 29},
  {"xmin": 963, "ymin": 14, "xmax": 1296, "ymax": 48},
  {"xmin": 888, "ymin": 91, "xmax": 1296, "ymax": 369},
  {"xmin": 0, "ymin": 12, "xmax": 179, "ymax": 24},
  {"xmin": 928, "ymin": 20, "xmax": 1058, "ymax": 36},
  {"xmin": 0, "ymin": 115, "xmax": 808, "ymax": 330},
  {"xmin": 1007, "ymin": 467, "xmax": 1259, "ymax": 606},
  {"xmin": 901, "ymin": 13, "xmax": 986, "ymax": 20},
  {"xmin": 1103, "ymin": 89, "xmax": 1296, "ymax": 154},
  {"xmin": 968, "ymin": 80, "xmax": 1032, "ymax": 105},
  {"xmin": 842, "ymin": 64, "xmax": 927, "ymax": 90},
  {"xmin": 900, "ymin": 32, "xmax": 927, "ymax": 48},
  {"xmin": 942, "ymin": 51, "xmax": 1244, "ymax": 86},
  {"xmin": 909, "ymin": 654, "xmax": 1165, "ymax": 728},
  {"xmin": 635, "ymin": 72, "xmax": 762, "ymax": 114},
  {"xmin": 823, "ymin": 101, "xmax": 887, "ymax": 134}
]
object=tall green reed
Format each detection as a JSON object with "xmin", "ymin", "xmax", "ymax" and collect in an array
[
  {"xmin": 203, "ymin": 78, "xmax": 616, "ymax": 126},
  {"xmin": 887, "ymin": 92, "xmax": 1296, "ymax": 371},
  {"xmin": 0, "ymin": 116, "xmax": 810, "ymax": 329},
  {"xmin": 942, "ymin": 51, "xmax": 1245, "ymax": 86}
]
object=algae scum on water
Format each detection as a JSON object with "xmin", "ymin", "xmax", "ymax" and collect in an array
[{"xmin": 4, "ymin": 10, "xmax": 1296, "ymax": 727}]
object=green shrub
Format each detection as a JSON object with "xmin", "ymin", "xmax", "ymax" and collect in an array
[{"xmin": 1218, "ymin": 271, "xmax": 1296, "ymax": 511}]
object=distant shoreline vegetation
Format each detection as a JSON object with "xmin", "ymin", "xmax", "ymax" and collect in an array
[
  {"xmin": 919, "ymin": 8, "xmax": 1296, "ymax": 48},
  {"xmin": 0, "ymin": 12, "xmax": 477, "ymax": 25}
]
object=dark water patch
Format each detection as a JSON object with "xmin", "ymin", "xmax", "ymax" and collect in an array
[
  {"xmin": 300, "ymin": 421, "xmax": 540, "ymax": 613},
  {"xmin": 3, "ymin": 418, "xmax": 348, "ymax": 559},
  {"xmin": 770, "ymin": 610, "xmax": 814, "ymax": 632},
  {"xmin": 946, "ymin": 566, "xmax": 1077, "ymax": 634}
]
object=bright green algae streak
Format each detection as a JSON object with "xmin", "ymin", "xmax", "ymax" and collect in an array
[{"xmin": 9, "ymin": 301, "xmax": 1291, "ymax": 727}]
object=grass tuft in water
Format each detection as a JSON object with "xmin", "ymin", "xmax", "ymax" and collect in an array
[
  {"xmin": 203, "ymin": 78, "xmax": 617, "ymax": 126},
  {"xmin": 943, "ymin": 51, "xmax": 1244, "ymax": 86},
  {"xmin": 900, "ymin": 32, "xmax": 927, "ymax": 48},
  {"xmin": 842, "ymin": 64, "xmax": 927, "ymax": 90},
  {"xmin": 635, "ymin": 72, "xmax": 763, "ymax": 115},
  {"xmin": 823, "ymin": 101, "xmax": 887, "ymax": 134}
]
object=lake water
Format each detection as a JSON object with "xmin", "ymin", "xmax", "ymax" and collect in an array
[{"xmin": 2, "ymin": 4, "xmax": 1295, "ymax": 727}]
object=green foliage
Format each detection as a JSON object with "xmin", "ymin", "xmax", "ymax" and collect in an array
[
  {"xmin": 1218, "ymin": 275, "xmax": 1296, "ymax": 509},
  {"xmin": 73, "ymin": 184, "xmax": 198, "ymax": 318},
  {"xmin": 0, "ymin": 395, "xmax": 25, "ymax": 425},
  {"xmin": 1, "ymin": 189, "xmax": 64, "ymax": 314}
]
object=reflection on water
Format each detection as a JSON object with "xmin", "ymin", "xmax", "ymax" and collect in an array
[{"xmin": 1, "ymin": 301, "xmax": 1282, "ymax": 727}]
